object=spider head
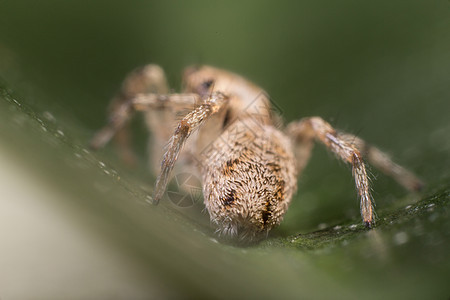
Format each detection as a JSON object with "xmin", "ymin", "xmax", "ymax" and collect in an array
[
  {"xmin": 183, "ymin": 65, "xmax": 253, "ymax": 99},
  {"xmin": 183, "ymin": 65, "xmax": 221, "ymax": 97},
  {"xmin": 183, "ymin": 65, "xmax": 270, "ymax": 118}
]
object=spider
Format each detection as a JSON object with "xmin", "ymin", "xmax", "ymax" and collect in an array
[{"xmin": 90, "ymin": 64, "xmax": 423, "ymax": 242}]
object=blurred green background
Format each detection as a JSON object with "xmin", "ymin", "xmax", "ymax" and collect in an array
[{"xmin": 0, "ymin": 1, "xmax": 449, "ymax": 299}]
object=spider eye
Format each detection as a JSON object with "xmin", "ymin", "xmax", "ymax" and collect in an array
[{"xmin": 201, "ymin": 79, "xmax": 214, "ymax": 89}]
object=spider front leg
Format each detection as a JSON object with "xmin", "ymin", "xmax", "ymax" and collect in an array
[
  {"xmin": 287, "ymin": 117, "xmax": 375, "ymax": 227},
  {"xmin": 99, "ymin": 64, "xmax": 170, "ymax": 165},
  {"xmin": 152, "ymin": 92, "xmax": 229, "ymax": 204},
  {"xmin": 90, "ymin": 92, "xmax": 201, "ymax": 150}
]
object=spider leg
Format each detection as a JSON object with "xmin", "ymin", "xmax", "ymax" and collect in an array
[
  {"xmin": 90, "ymin": 92, "xmax": 201, "ymax": 151},
  {"xmin": 91, "ymin": 64, "xmax": 202, "ymax": 166},
  {"xmin": 287, "ymin": 117, "xmax": 424, "ymax": 227},
  {"xmin": 337, "ymin": 133, "xmax": 424, "ymax": 192},
  {"xmin": 152, "ymin": 92, "xmax": 229, "ymax": 204},
  {"xmin": 98, "ymin": 64, "xmax": 170, "ymax": 165},
  {"xmin": 286, "ymin": 117, "xmax": 375, "ymax": 227}
]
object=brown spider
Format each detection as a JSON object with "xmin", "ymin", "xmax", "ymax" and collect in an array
[{"xmin": 90, "ymin": 64, "xmax": 423, "ymax": 242}]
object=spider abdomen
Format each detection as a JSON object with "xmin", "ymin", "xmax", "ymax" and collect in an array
[{"xmin": 200, "ymin": 120, "xmax": 297, "ymax": 241}]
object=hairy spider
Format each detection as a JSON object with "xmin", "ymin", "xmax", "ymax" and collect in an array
[{"xmin": 90, "ymin": 64, "xmax": 423, "ymax": 242}]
